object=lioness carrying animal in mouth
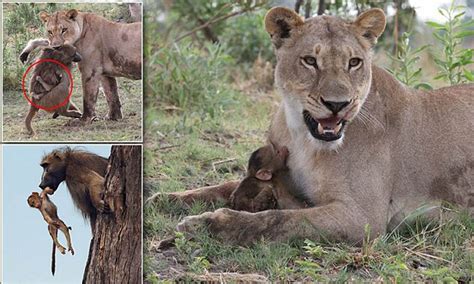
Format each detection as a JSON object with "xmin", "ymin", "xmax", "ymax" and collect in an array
[
  {"xmin": 20, "ymin": 8, "xmax": 142, "ymax": 122},
  {"xmin": 168, "ymin": 8, "xmax": 474, "ymax": 245}
]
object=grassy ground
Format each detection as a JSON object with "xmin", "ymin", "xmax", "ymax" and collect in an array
[
  {"xmin": 3, "ymin": 75, "xmax": 142, "ymax": 142},
  {"xmin": 143, "ymin": 80, "xmax": 473, "ymax": 282},
  {"xmin": 2, "ymin": 3, "xmax": 142, "ymax": 142}
]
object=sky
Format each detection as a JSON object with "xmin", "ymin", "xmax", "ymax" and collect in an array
[
  {"xmin": 409, "ymin": 0, "xmax": 467, "ymax": 21},
  {"xmin": 2, "ymin": 145, "xmax": 111, "ymax": 284}
]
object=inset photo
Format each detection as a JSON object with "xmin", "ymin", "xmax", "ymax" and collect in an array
[
  {"xmin": 2, "ymin": 2, "xmax": 143, "ymax": 142},
  {"xmin": 3, "ymin": 144, "xmax": 142, "ymax": 283}
]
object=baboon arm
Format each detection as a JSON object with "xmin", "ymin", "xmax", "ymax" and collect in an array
[
  {"xmin": 178, "ymin": 202, "xmax": 382, "ymax": 245},
  {"xmin": 20, "ymin": 38, "xmax": 49, "ymax": 63},
  {"xmin": 36, "ymin": 76, "xmax": 55, "ymax": 91}
]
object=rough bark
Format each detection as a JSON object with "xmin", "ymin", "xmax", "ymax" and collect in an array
[
  {"xmin": 83, "ymin": 145, "xmax": 142, "ymax": 283},
  {"xmin": 317, "ymin": 0, "xmax": 325, "ymax": 15}
]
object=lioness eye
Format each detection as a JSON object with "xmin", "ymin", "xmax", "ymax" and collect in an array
[
  {"xmin": 62, "ymin": 28, "xmax": 67, "ymax": 34},
  {"xmin": 48, "ymin": 30, "xmax": 52, "ymax": 35},
  {"xmin": 349, "ymin": 58, "xmax": 362, "ymax": 69},
  {"xmin": 302, "ymin": 56, "xmax": 318, "ymax": 68}
]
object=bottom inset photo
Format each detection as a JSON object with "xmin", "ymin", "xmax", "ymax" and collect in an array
[{"xmin": 2, "ymin": 144, "xmax": 142, "ymax": 283}]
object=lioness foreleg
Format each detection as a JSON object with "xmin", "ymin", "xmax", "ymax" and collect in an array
[
  {"xmin": 177, "ymin": 204, "xmax": 384, "ymax": 245},
  {"xmin": 80, "ymin": 70, "xmax": 101, "ymax": 121},
  {"xmin": 100, "ymin": 76, "xmax": 122, "ymax": 120}
]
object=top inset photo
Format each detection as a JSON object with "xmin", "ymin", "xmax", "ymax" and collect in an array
[{"xmin": 2, "ymin": 2, "xmax": 143, "ymax": 142}]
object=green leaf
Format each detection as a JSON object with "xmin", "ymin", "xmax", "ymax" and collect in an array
[
  {"xmin": 415, "ymin": 82, "xmax": 433, "ymax": 90},
  {"xmin": 426, "ymin": 21, "xmax": 446, "ymax": 30},
  {"xmin": 463, "ymin": 69, "xmax": 474, "ymax": 81},
  {"xmin": 459, "ymin": 19, "xmax": 474, "ymax": 28},
  {"xmin": 454, "ymin": 30, "xmax": 474, "ymax": 38}
]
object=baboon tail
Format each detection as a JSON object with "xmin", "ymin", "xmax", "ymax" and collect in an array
[{"xmin": 51, "ymin": 242, "xmax": 56, "ymax": 276}]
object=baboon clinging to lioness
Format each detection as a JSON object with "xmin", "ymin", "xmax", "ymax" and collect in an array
[
  {"xmin": 27, "ymin": 187, "xmax": 74, "ymax": 275},
  {"xmin": 24, "ymin": 44, "xmax": 82, "ymax": 136},
  {"xmin": 39, "ymin": 147, "xmax": 109, "ymax": 230}
]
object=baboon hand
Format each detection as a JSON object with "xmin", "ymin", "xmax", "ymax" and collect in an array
[
  {"xmin": 69, "ymin": 247, "xmax": 75, "ymax": 255},
  {"xmin": 97, "ymin": 200, "xmax": 111, "ymax": 213},
  {"xmin": 20, "ymin": 52, "xmax": 29, "ymax": 64}
]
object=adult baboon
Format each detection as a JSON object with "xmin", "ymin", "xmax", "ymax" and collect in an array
[
  {"xmin": 25, "ymin": 44, "xmax": 82, "ymax": 135},
  {"xmin": 39, "ymin": 147, "xmax": 109, "ymax": 229}
]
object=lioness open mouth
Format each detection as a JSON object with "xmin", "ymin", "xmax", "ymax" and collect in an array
[{"xmin": 303, "ymin": 110, "xmax": 346, "ymax": 141}]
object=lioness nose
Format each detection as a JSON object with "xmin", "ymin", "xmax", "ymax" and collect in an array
[{"xmin": 320, "ymin": 98, "xmax": 350, "ymax": 114}]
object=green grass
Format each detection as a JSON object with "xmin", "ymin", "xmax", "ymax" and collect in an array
[
  {"xmin": 143, "ymin": 82, "xmax": 473, "ymax": 282},
  {"xmin": 2, "ymin": 3, "xmax": 142, "ymax": 142},
  {"xmin": 3, "ymin": 76, "xmax": 142, "ymax": 142}
]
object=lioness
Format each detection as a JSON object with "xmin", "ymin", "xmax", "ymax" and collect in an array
[
  {"xmin": 172, "ymin": 8, "xmax": 474, "ymax": 245},
  {"xmin": 20, "ymin": 8, "xmax": 142, "ymax": 121}
]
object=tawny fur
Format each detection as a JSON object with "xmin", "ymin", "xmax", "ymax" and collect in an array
[
  {"xmin": 172, "ymin": 8, "xmax": 473, "ymax": 246},
  {"xmin": 20, "ymin": 9, "xmax": 142, "ymax": 121}
]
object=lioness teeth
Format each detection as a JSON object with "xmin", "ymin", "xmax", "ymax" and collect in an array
[
  {"xmin": 334, "ymin": 123, "xmax": 342, "ymax": 133},
  {"xmin": 317, "ymin": 123, "xmax": 324, "ymax": 134}
]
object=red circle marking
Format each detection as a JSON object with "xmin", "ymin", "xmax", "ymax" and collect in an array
[{"xmin": 21, "ymin": 58, "xmax": 74, "ymax": 112}]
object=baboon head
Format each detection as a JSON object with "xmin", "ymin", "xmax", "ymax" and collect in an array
[
  {"xmin": 39, "ymin": 150, "xmax": 67, "ymax": 191},
  {"xmin": 27, "ymin": 192, "xmax": 42, "ymax": 208},
  {"xmin": 247, "ymin": 142, "xmax": 289, "ymax": 180},
  {"xmin": 42, "ymin": 44, "xmax": 82, "ymax": 64}
]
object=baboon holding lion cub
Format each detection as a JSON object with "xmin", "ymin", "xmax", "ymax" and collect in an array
[
  {"xmin": 39, "ymin": 147, "xmax": 110, "ymax": 230},
  {"xmin": 24, "ymin": 44, "xmax": 82, "ymax": 136},
  {"xmin": 27, "ymin": 187, "xmax": 74, "ymax": 275}
]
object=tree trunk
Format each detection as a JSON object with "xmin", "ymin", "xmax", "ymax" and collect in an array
[
  {"xmin": 305, "ymin": 0, "xmax": 312, "ymax": 18},
  {"xmin": 294, "ymin": 0, "xmax": 303, "ymax": 13},
  {"xmin": 82, "ymin": 145, "xmax": 142, "ymax": 283},
  {"xmin": 317, "ymin": 0, "xmax": 325, "ymax": 15}
]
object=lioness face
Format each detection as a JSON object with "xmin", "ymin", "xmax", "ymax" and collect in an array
[
  {"xmin": 39, "ymin": 9, "xmax": 81, "ymax": 48},
  {"xmin": 39, "ymin": 152, "xmax": 67, "ymax": 191},
  {"xmin": 265, "ymin": 8, "xmax": 385, "ymax": 149}
]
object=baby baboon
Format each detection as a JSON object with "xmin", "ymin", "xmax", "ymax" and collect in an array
[
  {"xmin": 231, "ymin": 143, "xmax": 309, "ymax": 212},
  {"xmin": 39, "ymin": 147, "xmax": 109, "ymax": 230},
  {"xmin": 27, "ymin": 187, "xmax": 74, "ymax": 275},
  {"xmin": 24, "ymin": 44, "xmax": 82, "ymax": 135},
  {"xmin": 228, "ymin": 143, "xmax": 289, "ymax": 212}
]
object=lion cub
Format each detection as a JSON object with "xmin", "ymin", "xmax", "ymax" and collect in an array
[
  {"xmin": 230, "ymin": 144, "xmax": 289, "ymax": 212},
  {"xmin": 27, "ymin": 187, "xmax": 74, "ymax": 256}
]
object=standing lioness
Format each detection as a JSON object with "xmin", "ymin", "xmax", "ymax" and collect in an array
[
  {"xmin": 20, "ymin": 9, "xmax": 142, "ymax": 121},
  {"xmin": 172, "ymin": 8, "xmax": 474, "ymax": 245}
]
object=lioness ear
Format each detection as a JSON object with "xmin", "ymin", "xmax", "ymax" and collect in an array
[
  {"xmin": 354, "ymin": 8, "xmax": 386, "ymax": 46},
  {"xmin": 66, "ymin": 9, "xmax": 78, "ymax": 20},
  {"xmin": 264, "ymin": 7, "xmax": 304, "ymax": 49},
  {"xmin": 39, "ymin": 11, "xmax": 50, "ymax": 23},
  {"xmin": 256, "ymin": 169, "xmax": 272, "ymax": 181}
]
